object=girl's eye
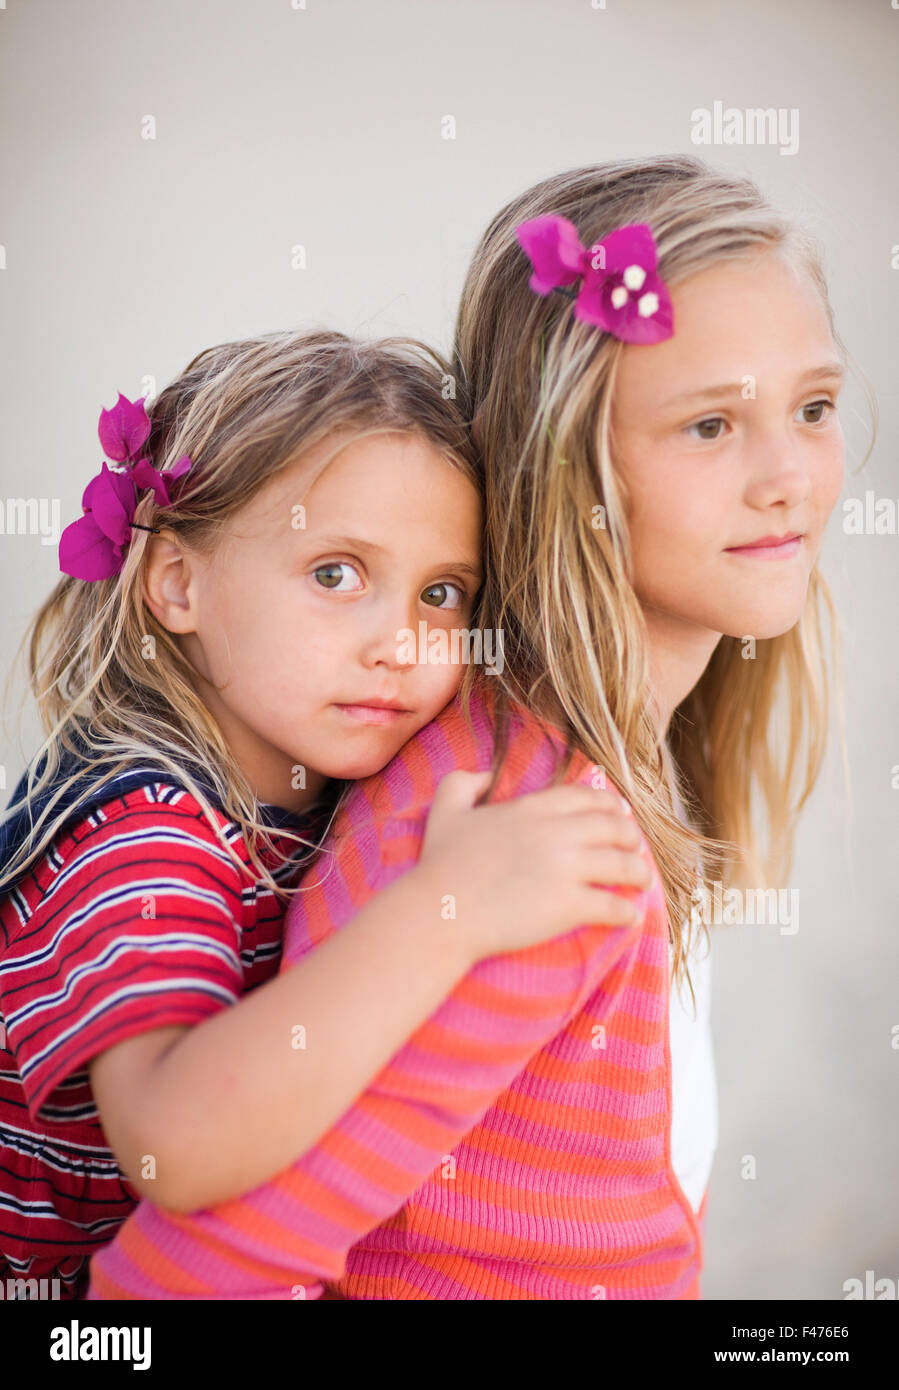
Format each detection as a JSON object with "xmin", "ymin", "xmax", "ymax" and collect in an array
[
  {"xmin": 798, "ymin": 399, "xmax": 836, "ymax": 425},
  {"xmin": 313, "ymin": 561, "xmax": 363, "ymax": 592},
  {"xmin": 686, "ymin": 417, "xmax": 726, "ymax": 441},
  {"xmin": 421, "ymin": 581, "xmax": 464, "ymax": 611}
]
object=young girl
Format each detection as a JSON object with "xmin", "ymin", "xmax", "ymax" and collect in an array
[
  {"xmin": 87, "ymin": 155, "xmax": 851, "ymax": 1301},
  {"xmin": 0, "ymin": 328, "xmax": 649, "ymax": 1299}
]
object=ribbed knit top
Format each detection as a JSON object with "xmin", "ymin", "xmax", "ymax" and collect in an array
[{"xmin": 88, "ymin": 685, "xmax": 705, "ymax": 1299}]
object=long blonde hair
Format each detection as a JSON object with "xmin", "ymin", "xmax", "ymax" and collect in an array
[
  {"xmin": 453, "ymin": 155, "xmax": 872, "ymax": 1002},
  {"xmin": 2, "ymin": 328, "xmax": 479, "ymax": 898}
]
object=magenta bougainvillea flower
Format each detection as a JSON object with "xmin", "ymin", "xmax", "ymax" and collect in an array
[
  {"xmin": 131, "ymin": 454, "xmax": 192, "ymax": 508},
  {"xmin": 58, "ymin": 394, "xmax": 192, "ymax": 582},
  {"xmin": 97, "ymin": 391, "xmax": 152, "ymax": 462},
  {"xmin": 516, "ymin": 215, "xmax": 674, "ymax": 345},
  {"xmin": 517, "ymin": 214, "xmax": 587, "ymax": 294}
]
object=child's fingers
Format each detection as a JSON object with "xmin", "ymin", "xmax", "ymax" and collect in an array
[
  {"xmin": 577, "ymin": 845, "xmax": 654, "ymax": 890},
  {"xmin": 572, "ymin": 885, "xmax": 644, "ymax": 927},
  {"xmin": 562, "ymin": 808, "xmax": 643, "ymax": 850},
  {"xmin": 431, "ymin": 769, "xmax": 494, "ymax": 809},
  {"xmin": 514, "ymin": 783, "xmax": 634, "ymax": 819},
  {"xmin": 424, "ymin": 771, "xmax": 494, "ymax": 840}
]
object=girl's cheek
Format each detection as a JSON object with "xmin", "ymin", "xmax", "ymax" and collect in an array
[
  {"xmin": 438, "ymin": 663, "xmax": 468, "ymax": 703},
  {"xmin": 816, "ymin": 447, "xmax": 845, "ymax": 517}
]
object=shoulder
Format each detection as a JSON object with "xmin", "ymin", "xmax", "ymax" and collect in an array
[
  {"xmin": 1, "ymin": 780, "xmax": 249, "ymax": 941},
  {"xmin": 285, "ymin": 686, "xmax": 582, "ymax": 956},
  {"xmin": 51, "ymin": 780, "xmax": 246, "ymax": 869}
]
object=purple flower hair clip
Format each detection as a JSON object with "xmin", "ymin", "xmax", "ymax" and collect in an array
[
  {"xmin": 58, "ymin": 393, "xmax": 192, "ymax": 582},
  {"xmin": 515, "ymin": 215, "xmax": 674, "ymax": 344}
]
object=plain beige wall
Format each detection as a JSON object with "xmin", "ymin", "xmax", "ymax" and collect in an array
[{"xmin": 1, "ymin": 0, "xmax": 897, "ymax": 1299}]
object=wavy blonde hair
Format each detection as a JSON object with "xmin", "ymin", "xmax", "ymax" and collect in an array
[
  {"xmin": 453, "ymin": 155, "xmax": 873, "ymax": 1005},
  {"xmin": 2, "ymin": 328, "xmax": 479, "ymax": 898}
]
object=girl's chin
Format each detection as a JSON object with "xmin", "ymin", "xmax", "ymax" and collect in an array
[
  {"xmin": 718, "ymin": 609, "xmax": 806, "ymax": 641},
  {"xmin": 323, "ymin": 744, "xmax": 415, "ymax": 782},
  {"xmin": 711, "ymin": 580, "xmax": 811, "ymax": 642},
  {"xmin": 326, "ymin": 758, "xmax": 399, "ymax": 782}
]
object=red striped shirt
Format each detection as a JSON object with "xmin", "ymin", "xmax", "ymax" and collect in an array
[{"xmin": 0, "ymin": 779, "xmax": 318, "ymax": 1299}]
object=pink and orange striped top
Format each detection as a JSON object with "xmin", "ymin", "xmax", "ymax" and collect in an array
[{"xmin": 87, "ymin": 685, "xmax": 706, "ymax": 1300}]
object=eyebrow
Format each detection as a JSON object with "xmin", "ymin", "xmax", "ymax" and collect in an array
[
  {"xmin": 659, "ymin": 361, "xmax": 845, "ymax": 411},
  {"xmin": 312, "ymin": 535, "xmax": 482, "ymax": 580}
]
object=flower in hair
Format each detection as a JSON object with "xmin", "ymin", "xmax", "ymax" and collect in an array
[
  {"xmin": 516, "ymin": 215, "xmax": 673, "ymax": 344},
  {"xmin": 58, "ymin": 392, "xmax": 192, "ymax": 582}
]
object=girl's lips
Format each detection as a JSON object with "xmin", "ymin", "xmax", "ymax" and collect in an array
[
  {"xmin": 724, "ymin": 534, "xmax": 803, "ymax": 560},
  {"xmin": 333, "ymin": 703, "xmax": 411, "ymax": 725}
]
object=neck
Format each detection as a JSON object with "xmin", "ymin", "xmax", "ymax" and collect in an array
[{"xmin": 640, "ymin": 605, "xmax": 722, "ymax": 742}]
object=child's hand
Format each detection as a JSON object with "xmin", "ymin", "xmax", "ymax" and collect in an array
[{"xmin": 416, "ymin": 770, "xmax": 655, "ymax": 963}]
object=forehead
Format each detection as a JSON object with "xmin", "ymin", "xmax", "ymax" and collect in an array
[
  {"xmin": 612, "ymin": 250, "xmax": 834, "ymax": 411},
  {"xmin": 235, "ymin": 430, "xmax": 480, "ymax": 555}
]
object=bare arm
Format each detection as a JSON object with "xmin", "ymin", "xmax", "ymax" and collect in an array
[{"xmin": 89, "ymin": 860, "xmax": 474, "ymax": 1212}]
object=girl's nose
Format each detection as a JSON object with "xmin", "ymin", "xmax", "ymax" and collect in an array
[
  {"xmin": 743, "ymin": 433, "xmax": 812, "ymax": 511},
  {"xmin": 358, "ymin": 598, "xmax": 421, "ymax": 672}
]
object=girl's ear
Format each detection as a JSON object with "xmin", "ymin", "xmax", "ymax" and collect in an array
[{"xmin": 142, "ymin": 528, "xmax": 198, "ymax": 634}]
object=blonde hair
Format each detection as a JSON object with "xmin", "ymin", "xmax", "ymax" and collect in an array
[
  {"xmin": 2, "ymin": 328, "xmax": 479, "ymax": 898},
  {"xmin": 453, "ymin": 155, "xmax": 872, "ymax": 1005}
]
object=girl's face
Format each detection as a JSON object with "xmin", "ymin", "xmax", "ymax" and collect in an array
[
  {"xmin": 150, "ymin": 432, "xmax": 482, "ymax": 809},
  {"xmin": 608, "ymin": 248, "xmax": 845, "ymax": 659}
]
